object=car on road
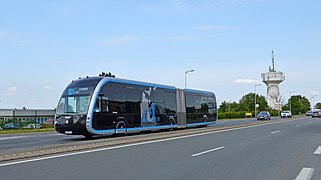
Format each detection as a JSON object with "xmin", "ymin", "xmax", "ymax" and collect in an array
[
  {"xmin": 280, "ymin": 110, "xmax": 292, "ymax": 118},
  {"xmin": 3, "ymin": 123, "xmax": 20, "ymax": 129},
  {"xmin": 23, "ymin": 124, "xmax": 42, "ymax": 129},
  {"xmin": 306, "ymin": 110, "xmax": 313, "ymax": 116},
  {"xmin": 312, "ymin": 110, "xmax": 321, "ymax": 118},
  {"xmin": 257, "ymin": 111, "xmax": 271, "ymax": 120}
]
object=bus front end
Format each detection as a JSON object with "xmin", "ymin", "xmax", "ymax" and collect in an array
[{"xmin": 55, "ymin": 77, "xmax": 103, "ymax": 137}]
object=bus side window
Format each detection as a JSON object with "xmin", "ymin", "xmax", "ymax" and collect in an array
[
  {"xmin": 101, "ymin": 97, "xmax": 109, "ymax": 112},
  {"xmin": 95, "ymin": 96, "xmax": 109, "ymax": 113}
]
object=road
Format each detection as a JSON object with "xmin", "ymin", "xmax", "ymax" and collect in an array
[
  {"xmin": 0, "ymin": 117, "xmax": 260, "ymax": 154},
  {"xmin": 0, "ymin": 116, "xmax": 320, "ymax": 180}
]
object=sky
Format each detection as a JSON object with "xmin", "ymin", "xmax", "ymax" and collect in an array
[{"xmin": 0, "ymin": 0, "xmax": 321, "ymax": 109}]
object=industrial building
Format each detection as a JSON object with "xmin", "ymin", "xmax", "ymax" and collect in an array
[{"xmin": 0, "ymin": 108, "xmax": 55, "ymax": 124}]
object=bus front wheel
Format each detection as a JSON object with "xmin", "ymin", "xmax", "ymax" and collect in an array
[{"xmin": 115, "ymin": 121, "xmax": 127, "ymax": 135}]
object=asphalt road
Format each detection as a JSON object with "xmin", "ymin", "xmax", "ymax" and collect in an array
[
  {"xmin": 0, "ymin": 117, "xmax": 260, "ymax": 154},
  {"xmin": 0, "ymin": 116, "xmax": 320, "ymax": 180}
]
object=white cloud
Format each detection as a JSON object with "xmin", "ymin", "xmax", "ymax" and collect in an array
[
  {"xmin": 5, "ymin": 86, "xmax": 17, "ymax": 95},
  {"xmin": 8, "ymin": 86, "xmax": 17, "ymax": 92},
  {"xmin": 43, "ymin": 86, "xmax": 53, "ymax": 90},
  {"xmin": 310, "ymin": 91, "xmax": 320, "ymax": 96},
  {"xmin": 101, "ymin": 36, "xmax": 142, "ymax": 45},
  {"xmin": 234, "ymin": 78, "xmax": 260, "ymax": 84}
]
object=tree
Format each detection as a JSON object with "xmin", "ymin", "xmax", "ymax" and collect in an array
[
  {"xmin": 218, "ymin": 101, "xmax": 239, "ymax": 113},
  {"xmin": 218, "ymin": 101, "xmax": 229, "ymax": 113},
  {"xmin": 239, "ymin": 93, "xmax": 268, "ymax": 112},
  {"xmin": 288, "ymin": 95, "xmax": 310, "ymax": 115},
  {"xmin": 316, "ymin": 102, "xmax": 321, "ymax": 109}
]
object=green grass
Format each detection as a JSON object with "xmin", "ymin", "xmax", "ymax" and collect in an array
[{"xmin": 0, "ymin": 128, "xmax": 55, "ymax": 135}]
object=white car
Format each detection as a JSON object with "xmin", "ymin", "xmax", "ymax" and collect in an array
[
  {"xmin": 23, "ymin": 124, "xmax": 42, "ymax": 129},
  {"xmin": 281, "ymin": 110, "xmax": 292, "ymax": 118}
]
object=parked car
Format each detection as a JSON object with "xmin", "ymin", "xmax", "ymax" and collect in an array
[
  {"xmin": 312, "ymin": 110, "xmax": 321, "ymax": 118},
  {"xmin": 3, "ymin": 123, "xmax": 20, "ymax": 129},
  {"xmin": 280, "ymin": 110, "xmax": 292, "ymax": 118},
  {"xmin": 257, "ymin": 111, "xmax": 271, "ymax": 120},
  {"xmin": 23, "ymin": 124, "xmax": 42, "ymax": 129},
  {"xmin": 306, "ymin": 110, "xmax": 313, "ymax": 116}
]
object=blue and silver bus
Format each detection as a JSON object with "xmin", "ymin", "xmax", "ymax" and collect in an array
[{"xmin": 55, "ymin": 76, "xmax": 217, "ymax": 138}]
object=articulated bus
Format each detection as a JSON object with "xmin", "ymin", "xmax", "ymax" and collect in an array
[{"xmin": 55, "ymin": 76, "xmax": 217, "ymax": 138}]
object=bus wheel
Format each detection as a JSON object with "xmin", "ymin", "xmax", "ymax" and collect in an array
[
  {"xmin": 167, "ymin": 119, "xmax": 175, "ymax": 130},
  {"xmin": 115, "ymin": 121, "xmax": 127, "ymax": 135}
]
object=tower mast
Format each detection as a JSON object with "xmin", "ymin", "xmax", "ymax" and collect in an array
[{"xmin": 271, "ymin": 50, "xmax": 275, "ymax": 71}]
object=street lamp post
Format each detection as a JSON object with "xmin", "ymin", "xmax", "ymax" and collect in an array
[
  {"xmin": 312, "ymin": 95, "xmax": 318, "ymax": 111},
  {"xmin": 185, "ymin": 70, "xmax": 194, "ymax": 90},
  {"xmin": 289, "ymin": 91, "xmax": 295, "ymax": 112},
  {"xmin": 34, "ymin": 110, "xmax": 38, "ymax": 129},
  {"xmin": 254, "ymin": 84, "xmax": 262, "ymax": 117},
  {"xmin": 184, "ymin": 70, "xmax": 194, "ymax": 119}
]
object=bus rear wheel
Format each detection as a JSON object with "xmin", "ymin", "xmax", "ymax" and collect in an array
[{"xmin": 167, "ymin": 119, "xmax": 175, "ymax": 130}]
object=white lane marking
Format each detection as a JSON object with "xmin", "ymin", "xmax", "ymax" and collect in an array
[
  {"xmin": 313, "ymin": 146, "xmax": 321, "ymax": 155},
  {"xmin": 0, "ymin": 136, "xmax": 28, "ymax": 141},
  {"xmin": 296, "ymin": 124, "xmax": 301, "ymax": 127},
  {"xmin": 191, "ymin": 146, "xmax": 225, "ymax": 157},
  {"xmin": 0, "ymin": 119, "xmax": 302, "ymax": 167},
  {"xmin": 270, "ymin": 130, "xmax": 280, "ymax": 134},
  {"xmin": 295, "ymin": 167, "xmax": 315, "ymax": 180}
]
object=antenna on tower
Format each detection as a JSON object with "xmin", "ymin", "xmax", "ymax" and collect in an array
[{"xmin": 271, "ymin": 50, "xmax": 275, "ymax": 71}]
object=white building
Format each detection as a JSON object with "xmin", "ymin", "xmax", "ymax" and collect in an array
[{"xmin": 261, "ymin": 51, "xmax": 285, "ymax": 110}]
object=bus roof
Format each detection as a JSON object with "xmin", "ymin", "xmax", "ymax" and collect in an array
[
  {"xmin": 101, "ymin": 77, "xmax": 176, "ymax": 90},
  {"xmin": 71, "ymin": 76, "xmax": 214, "ymax": 95}
]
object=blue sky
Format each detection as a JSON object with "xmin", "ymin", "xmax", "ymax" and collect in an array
[{"xmin": 0, "ymin": 0, "xmax": 321, "ymax": 109}]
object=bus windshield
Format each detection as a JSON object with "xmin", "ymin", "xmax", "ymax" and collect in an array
[
  {"xmin": 56, "ymin": 95, "xmax": 91, "ymax": 115},
  {"xmin": 56, "ymin": 77, "xmax": 103, "ymax": 116}
]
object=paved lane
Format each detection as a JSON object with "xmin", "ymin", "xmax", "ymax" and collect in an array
[
  {"xmin": 0, "ymin": 117, "xmax": 264, "ymax": 154},
  {"xmin": 0, "ymin": 117, "xmax": 320, "ymax": 180},
  {"xmin": 0, "ymin": 132, "xmax": 82, "ymax": 154}
]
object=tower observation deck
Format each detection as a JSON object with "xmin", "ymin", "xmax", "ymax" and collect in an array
[{"xmin": 261, "ymin": 51, "xmax": 285, "ymax": 110}]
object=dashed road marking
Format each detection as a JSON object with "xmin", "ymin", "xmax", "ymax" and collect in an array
[
  {"xmin": 313, "ymin": 146, "xmax": 321, "ymax": 155},
  {"xmin": 191, "ymin": 146, "xmax": 225, "ymax": 157},
  {"xmin": 295, "ymin": 167, "xmax": 315, "ymax": 180},
  {"xmin": 270, "ymin": 130, "xmax": 280, "ymax": 134},
  {"xmin": 296, "ymin": 124, "xmax": 301, "ymax": 127}
]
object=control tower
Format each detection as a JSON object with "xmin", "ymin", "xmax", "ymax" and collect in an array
[{"xmin": 261, "ymin": 51, "xmax": 285, "ymax": 110}]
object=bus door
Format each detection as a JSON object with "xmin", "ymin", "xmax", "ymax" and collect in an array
[{"xmin": 176, "ymin": 89, "xmax": 186, "ymax": 128}]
